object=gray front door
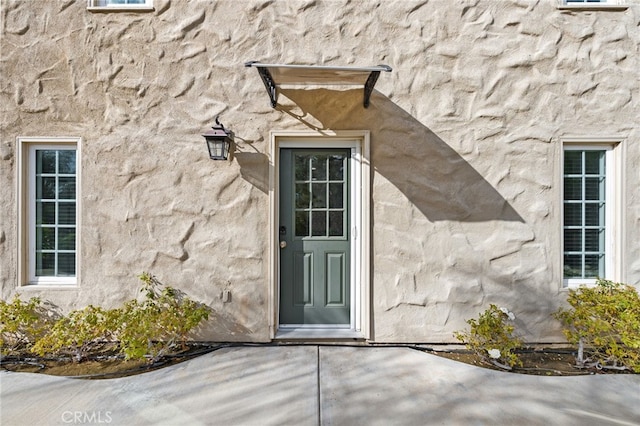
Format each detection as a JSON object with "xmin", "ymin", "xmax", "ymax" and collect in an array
[{"xmin": 279, "ymin": 148, "xmax": 351, "ymax": 325}]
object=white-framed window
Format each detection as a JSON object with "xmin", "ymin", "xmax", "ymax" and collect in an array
[
  {"xmin": 87, "ymin": 0, "xmax": 154, "ymax": 11},
  {"xmin": 558, "ymin": 0, "xmax": 628, "ymax": 10},
  {"xmin": 561, "ymin": 139, "xmax": 623, "ymax": 287},
  {"xmin": 17, "ymin": 138, "xmax": 81, "ymax": 286}
]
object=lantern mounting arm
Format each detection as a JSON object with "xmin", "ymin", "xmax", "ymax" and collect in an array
[{"xmin": 245, "ymin": 62, "xmax": 392, "ymax": 108}]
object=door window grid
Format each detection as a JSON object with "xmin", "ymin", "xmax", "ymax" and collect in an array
[
  {"xmin": 294, "ymin": 153, "xmax": 347, "ymax": 238},
  {"xmin": 563, "ymin": 150, "xmax": 606, "ymax": 280},
  {"xmin": 34, "ymin": 149, "xmax": 77, "ymax": 277}
]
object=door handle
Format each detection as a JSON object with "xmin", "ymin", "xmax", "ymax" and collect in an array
[{"xmin": 280, "ymin": 241, "xmax": 287, "ymax": 249}]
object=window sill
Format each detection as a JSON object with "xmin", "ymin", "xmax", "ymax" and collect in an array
[
  {"xmin": 87, "ymin": 6, "xmax": 155, "ymax": 12},
  {"xmin": 558, "ymin": 4, "xmax": 629, "ymax": 11},
  {"xmin": 18, "ymin": 284, "xmax": 79, "ymax": 291}
]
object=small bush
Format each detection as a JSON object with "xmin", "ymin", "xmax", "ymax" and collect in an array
[
  {"xmin": 454, "ymin": 304, "xmax": 523, "ymax": 369},
  {"xmin": 31, "ymin": 305, "xmax": 119, "ymax": 362},
  {"xmin": 117, "ymin": 272, "xmax": 211, "ymax": 362},
  {"xmin": 0, "ymin": 296, "xmax": 52, "ymax": 355},
  {"xmin": 554, "ymin": 279, "xmax": 640, "ymax": 372}
]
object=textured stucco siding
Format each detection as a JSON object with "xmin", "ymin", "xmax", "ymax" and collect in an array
[{"xmin": 1, "ymin": 0, "xmax": 639, "ymax": 343}]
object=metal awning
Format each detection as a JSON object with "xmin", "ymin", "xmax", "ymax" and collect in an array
[{"xmin": 245, "ymin": 62, "xmax": 392, "ymax": 108}]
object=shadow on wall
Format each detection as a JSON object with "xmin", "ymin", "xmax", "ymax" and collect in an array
[{"xmin": 277, "ymin": 88, "xmax": 523, "ymax": 223}]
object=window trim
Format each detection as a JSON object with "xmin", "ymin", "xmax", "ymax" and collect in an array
[
  {"xmin": 560, "ymin": 137, "xmax": 624, "ymax": 288},
  {"xmin": 87, "ymin": 0, "xmax": 154, "ymax": 12},
  {"xmin": 558, "ymin": 0, "xmax": 628, "ymax": 11},
  {"xmin": 17, "ymin": 137, "xmax": 81, "ymax": 287}
]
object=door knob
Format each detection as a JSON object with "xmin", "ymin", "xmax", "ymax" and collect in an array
[{"xmin": 280, "ymin": 241, "xmax": 287, "ymax": 249}]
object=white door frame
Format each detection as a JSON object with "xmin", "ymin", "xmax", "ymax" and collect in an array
[{"xmin": 269, "ymin": 130, "xmax": 371, "ymax": 339}]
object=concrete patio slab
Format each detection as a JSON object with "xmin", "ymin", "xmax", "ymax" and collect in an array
[{"xmin": 1, "ymin": 345, "xmax": 639, "ymax": 426}]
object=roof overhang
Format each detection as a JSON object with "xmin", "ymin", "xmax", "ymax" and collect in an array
[{"xmin": 245, "ymin": 62, "xmax": 392, "ymax": 108}]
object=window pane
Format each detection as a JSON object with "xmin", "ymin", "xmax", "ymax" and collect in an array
[
  {"xmin": 564, "ymin": 178, "xmax": 582, "ymax": 200},
  {"xmin": 329, "ymin": 155, "xmax": 345, "ymax": 180},
  {"xmin": 584, "ymin": 151, "xmax": 604, "ymax": 175},
  {"xmin": 38, "ymin": 177, "xmax": 56, "ymax": 199},
  {"xmin": 37, "ymin": 202, "xmax": 56, "ymax": 225},
  {"xmin": 312, "ymin": 183, "xmax": 327, "ymax": 208},
  {"xmin": 311, "ymin": 155, "xmax": 327, "ymax": 181},
  {"xmin": 564, "ymin": 203, "xmax": 582, "ymax": 226},
  {"xmin": 584, "ymin": 255, "xmax": 603, "ymax": 278},
  {"xmin": 585, "ymin": 229, "xmax": 604, "ymax": 252},
  {"xmin": 564, "ymin": 151, "xmax": 582, "ymax": 174},
  {"xmin": 295, "ymin": 154, "xmax": 309, "ymax": 181},
  {"xmin": 36, "ymin": 253, "xmax": 55, "ymax": 276},
  {"xmin": 564, "ymin": 229, "xmax": 582, "ymax": 252},
  {"xmin": 37, "ymin": 227, "xmax": 55, "ymax": 250},
  {"xmin": 295, "ymin": 183, "xmax": 310, "ymax": 209},
  {"xmin": 585, "ymin": 177, "xmax": 604, "ymax": 200},
  {"xmin": 329, "ymin": 211, "xmax": 344, "ymax": 237},
  {"xmin": 585, "ymin": 203, "xmax": 604, "ymax": 226},
  {"xmin": 58, "ymin": 177, "xmax": 76, "ymax": 199},
  {"xmin": 58, "ymin": 151, "xmax": 76, "ymax": 174},
  {"xmin": 295, "ymin": 211, "xmax": 309, "ymax": 236},
  {"xmin": 58, "ymin": 253, "xmax": 75, "ymax": 276},
  {"xmin": 37, "ymin": 150, "xmax": 56, "ymax": 174},
  {"xmin": 58, "ymin": 202, "xmax": 76, "ymax": 225},
  {"xmin": 563, "ymin": 254, "xmax": 582, "ymax": 278},
  {"xmin": 311, "ymin": 211, "xmax": 326, "ymax": 236},
  {"xmin": 58, "ymin": 228, "xmax": 76, "ymax": 250}
]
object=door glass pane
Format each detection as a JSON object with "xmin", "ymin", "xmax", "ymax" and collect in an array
[
  {"xmin": 295, "ymin": 183, "xmax": 310, "ymax": 208},
  {"xmin": 329, "ymin": 155, "xmax": 344, "ymax": 180},
  {"xmin": 311, "ymin": 211, "xmax": 326, "ymax": 236},
  {"xmin": 295, "ymin": 154, "xmax": 308, "ymax": 181},
  {"xmin": 329, "ymin": 211, "xmax": 344, "ymax": 237},
  {"xmin": 312, "ymin": 183, "xmax": 327, "ymax": 208},
  {"xmin": 295, "ymin": 211, "xmax": 309, "ymax": 236},
  {"xmin": 329, "ymin": 183, "xmax": 344, "ymax": 208},
  {"xmin": 58, "ymin": 177, "xmax": 76, "ymax": 199},
  {"xmin": 311, "ymin": 155, "xmax": 327, "ymax": 180}
]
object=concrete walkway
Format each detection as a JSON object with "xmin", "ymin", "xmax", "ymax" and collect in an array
[{"xmin": 1, "ymin": 346, "xmax": 639, "ymax": 426}]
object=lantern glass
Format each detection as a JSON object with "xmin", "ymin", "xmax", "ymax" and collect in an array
[{"xmin": 207, "ymin": 138, "xmax": 229, "ymax": 160}]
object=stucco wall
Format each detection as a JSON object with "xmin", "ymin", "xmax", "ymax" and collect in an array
[{"xmin": 1, "ymin": 0, "xmax": 639, "ymax": 343}]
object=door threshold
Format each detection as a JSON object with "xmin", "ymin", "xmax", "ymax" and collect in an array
[{"xmin": 275, "ymin": 327, "xmax": 364, "ymax": 340}]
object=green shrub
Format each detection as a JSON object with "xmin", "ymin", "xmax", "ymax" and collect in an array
[
  {"xmin": 454, "ymin": 304, "xmax": 523, "ymax": 369},
  {"xmin": 0, "ymin": 296, "xmax": 52, "ymax": 355},
  {"xmin": 31, "ymin": 305, "xmax": 119, "ymax": 362},
  {"xmin": 554, "ymin": 279, "xmax": 640, "ymax": 372},
  {"xmin": 117, "ymin": 272, "xmax": 211, "ymax": 362}
]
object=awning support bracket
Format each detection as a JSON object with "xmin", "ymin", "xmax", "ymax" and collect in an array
[
  {"xmin": 256, "ymin": 66, "xmax": 278, "ymax": 108},
  {"xmin": 363, "ymin": 71, "xmax": 381, "ymax": 108}
]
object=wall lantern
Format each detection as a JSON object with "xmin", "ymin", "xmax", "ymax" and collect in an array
[{"xmin": 202, "ymin": 117, "xmax": 234, "ymax": 160}]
